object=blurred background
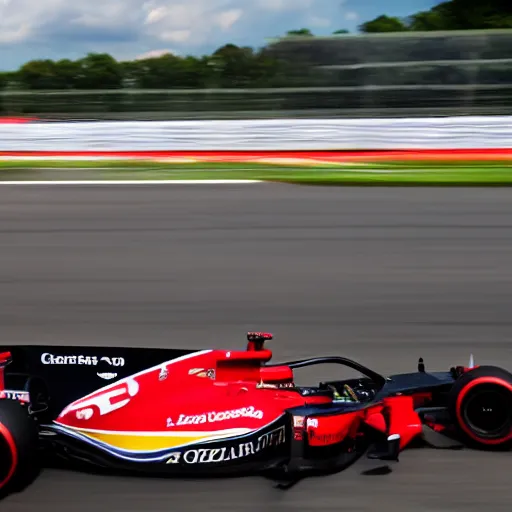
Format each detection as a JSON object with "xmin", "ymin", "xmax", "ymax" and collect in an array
[
  {"xmin": 0, "ymin": 10, "xmax": 511, "ymax": 121},
  {"xmin": 1, "ymin": 2, "xmax": 512, "ymax": 511}
]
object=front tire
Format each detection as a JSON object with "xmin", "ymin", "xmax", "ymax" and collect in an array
[
  {"xmin": 448, "ymin": 365, "xmax": 512, "ymax": 449},
  {"xmin": 0, "ymin": 399, "xmax": 39, "ymax": 496}
]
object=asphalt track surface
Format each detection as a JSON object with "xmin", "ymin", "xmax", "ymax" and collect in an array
[{"xmin": 2, "ymin": 183, "xmax": 512, "ymax": 511}]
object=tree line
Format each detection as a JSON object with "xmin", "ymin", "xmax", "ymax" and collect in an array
[{"xmin": 0, "ymin": 0, "xmax": 509, "ymax": 91}]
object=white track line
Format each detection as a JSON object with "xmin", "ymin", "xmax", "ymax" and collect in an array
[
  {"xmin": 0, "ymin": 156, "xmax": 143, "ymax": 161},
  {"xmin": 0, "ymin": 180, "xmax": 262, "ymax": 185}
]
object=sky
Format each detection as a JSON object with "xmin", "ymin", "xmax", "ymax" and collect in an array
[{"xmin": 0, "ymin": 0, "xmax": 441, "ymax": 70}]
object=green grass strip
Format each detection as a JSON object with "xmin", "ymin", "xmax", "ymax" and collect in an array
[
  {"xmin": 0, "ymin": 159, "xmax": 511, "ymax": 185},
  {"xmin": 0, "ymin": 159, "xmax": 510, "ymax": 170}
]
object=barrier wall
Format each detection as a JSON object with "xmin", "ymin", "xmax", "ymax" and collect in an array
[{"xmin": 0, "ymin": 116, "xmax": 510, "ymax": 151}]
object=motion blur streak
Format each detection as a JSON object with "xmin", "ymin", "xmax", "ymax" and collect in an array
[{"xmin": 1, "ymin": 184, "xmax": 512, "ymax": 511}]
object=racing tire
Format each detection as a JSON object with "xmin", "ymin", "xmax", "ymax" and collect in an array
[
  {"xmin": 0, "ymin": 399, "xmax": 39, "ymax": 496},
  {"xmin": 448, "ymin": 365, "xmax": 512, "ymax": 450}
]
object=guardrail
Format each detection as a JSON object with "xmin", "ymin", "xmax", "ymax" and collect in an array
[
  {"xmin": 2, "ymin": 86, "xmax": 512, "ymax": 120},
  {"xmin": 0, "ymin": 117, "xmax": 510, "ymax": 151}
]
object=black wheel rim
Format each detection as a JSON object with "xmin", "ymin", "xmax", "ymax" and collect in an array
[{"xmin": 462, "ymin": 384, "xmax": 512, "ymax": 439}]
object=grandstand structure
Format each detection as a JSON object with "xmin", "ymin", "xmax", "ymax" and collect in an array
[
  {"xmin": 264, "ymin": 28, "xmax": 512, "ymax": 117},
  {"xmin": 1, "ymin": 29, "xmax": 511, "ymax": 119}
]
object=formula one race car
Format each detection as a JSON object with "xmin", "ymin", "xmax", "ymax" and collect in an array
[{"xmin": 1, "ymin": 332, "xmax": 512, "ymax": 497}]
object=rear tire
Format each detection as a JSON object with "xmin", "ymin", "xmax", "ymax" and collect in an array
[
  {"xmin": 0, "ymin": 400, "xmax": 39, "ymax": 496},
  {"xmin": 448, "ymin": 365, "xmax": 512, "ymax": 449}
]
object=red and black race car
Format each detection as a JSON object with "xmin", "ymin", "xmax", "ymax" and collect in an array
[{"xmin": 1, "ymin": 332, "xmax": 511, "ymax": 496}]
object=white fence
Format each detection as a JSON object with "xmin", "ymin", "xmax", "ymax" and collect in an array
[{"xmin": 0, "ymin": 116, "xmax": 511, "ymax": 151}]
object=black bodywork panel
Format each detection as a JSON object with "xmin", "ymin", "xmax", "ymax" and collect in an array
[
  {"xmin": 375, "ymin": 371, "xmax": 456, "ymax": 399},
  {"xmin": 1, "ymin": 345, "xmax": 198, "ymax": 420}
]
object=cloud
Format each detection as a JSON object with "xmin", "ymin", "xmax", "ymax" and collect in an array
[
  {"xmin": 160, "ymin": 30, "xmax": 192, "ymax": 43},
  {"xmin": 256, "ymin": 0, "xmax": 318, "ymax": 12},
  {"xmin": 309, "ymin": 16, "xmax": 331, "ymax": 28},
  {"xmin": 344, "ymin": 11, "xmax": 359, "ymax": 21},
  {"xmin": 138, "ymin": 2, "xmax": 246, "ymax": 45},
  {"xmin": 145, "ymin": 6, "xmax": 168, "ymax": 24},
  {"xmin": 0, "ymin": 0, "xmax": 363, "ymax": 68},
  {"xmin": 0, "ymin": 23, "xmax": 31, "ymax": 44},
  {"xmin": 215, "ymin": 9, "xmax": 243, "ymax": 31},
  {"xmin": 134, "ymin": 49, "xmax": 179, "ymax": 60}
]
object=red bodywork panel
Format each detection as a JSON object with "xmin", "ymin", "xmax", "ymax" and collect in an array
[
  {"xmin": 382, "ymin": 396, "xmax": 423, "ymax": 448},
  {"xmin": 306, "ymin": 412, "xmax": 363, "ymax": 446},
  {"xmin": 302, "ymin": 398, "xmax": 423, "ymax": 449},
  {"xmin": 56, "ymin": 349, "xmax": 315, "ymax": 437},
  {"xmin": 54, "ymin": 345, "xmax": 424, "ymax": 455},
  {"xmin": 0, "ymin": 351, "xmax": 12, "ymax": 391}
]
